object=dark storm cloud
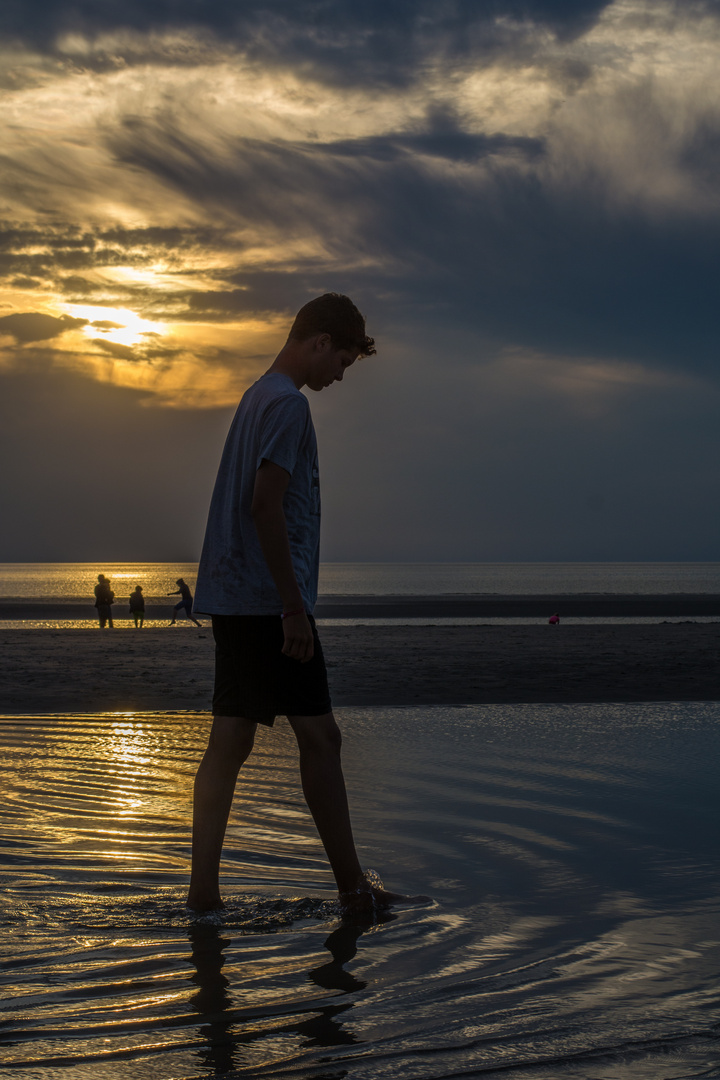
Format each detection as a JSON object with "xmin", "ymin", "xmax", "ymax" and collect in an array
[
  {"xmin": 3, "ymin": 2, "xmax": 717, "ymax": 385},
  {"xmin": 315, "ymin": 131, "xmax": 545, "ymax": 165},
  {"xmin": 0, "ymin": 0, "xmax": 612, "ymax": 37},
  {"xmin": 0, "ymin": 311, "xmax": 88, "ymax": 343},
  {"xmin": 0, "ymin": 1, "xmax": 612, "ymax": 79},
  {"xmin": 4, "ymin": 41, "xmax": 720, "ymax": 380},
  {"xmin": 104, "ymin": 109, "xmax": 720, "ymax": 377}
]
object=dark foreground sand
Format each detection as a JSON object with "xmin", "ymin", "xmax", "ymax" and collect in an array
[{"xmin": 1, "ymin": 622, "xmax": 719, "ymax": 713}]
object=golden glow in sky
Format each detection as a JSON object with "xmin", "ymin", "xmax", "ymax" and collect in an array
[
  {"xmin": 0, "ymin": 0, "xmax": 718, "ymax": 410},
  {"xmin": 68, "ymin": 305, "xmax": 165, "ymax": 348}
]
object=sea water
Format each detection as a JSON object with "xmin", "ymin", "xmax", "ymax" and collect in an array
[
  {"xmin": 2, "ymin": 703, "xmax": 720, "ymax": 1079},
  {"xmin": 3, "ymin": 562, "xmax": 719, "ymax": 629},
  {"xmin": 2, "ymin": 561, "xmax": 720, "ymax": 604}
]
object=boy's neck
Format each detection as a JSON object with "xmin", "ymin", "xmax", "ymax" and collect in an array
[{"xmin": 267, "ymin": 341, "xmax": 307, "ymax": 389}]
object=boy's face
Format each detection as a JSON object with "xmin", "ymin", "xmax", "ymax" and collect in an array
[{"xmin": 305, "ymin": 335, "xmax": 359, "ymax": 392}]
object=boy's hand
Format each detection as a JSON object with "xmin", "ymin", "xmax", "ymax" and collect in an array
[{"xmin": 281, "ymin": 611, "xmax": 315, "ymax": 662}]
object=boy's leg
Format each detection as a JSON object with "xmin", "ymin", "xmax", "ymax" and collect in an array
[
  {"xmin": 289, "ymin": 712, "xmax": 418, "ymax": 912},
  {"xmin": 288, "ymin": 713, "xmax": 366, "ymax": 894},
  {"xmin": 187, "ymin": 715, "xmax": 257, "ymax": 911}
]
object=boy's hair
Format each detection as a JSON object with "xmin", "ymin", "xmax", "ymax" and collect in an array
[{"xmin": 288, "ymin": 293, "xmax": 376, "ymax": 356}]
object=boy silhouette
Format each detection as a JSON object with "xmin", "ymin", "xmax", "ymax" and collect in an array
[{"xmin": 190, "ymin": 294, "xmax": 417, "ymax": 915}]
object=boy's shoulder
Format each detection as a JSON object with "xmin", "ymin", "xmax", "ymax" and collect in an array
[
  {"xmin": 246, "ymin": 372, "xmax": 305, "ymax": 405},
  {"xmin": 240, "ymin": 374, "xmax": 309, "ymax": 423}
]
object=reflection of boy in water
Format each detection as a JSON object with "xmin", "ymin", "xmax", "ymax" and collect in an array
[
  {"xmin": 129, "ymin": 586, "xmax": 145, "ymax": 629},
  {"xmin": 168, "ymin": 578, "xmax": 202, "ymax": 627},
  {"xmin": 189, "ymin": 294, "xmax": 420, "ymax": 916},
  {"xmin": 94, "ymin": 573, "xmax": 114, "ymax": 629}
]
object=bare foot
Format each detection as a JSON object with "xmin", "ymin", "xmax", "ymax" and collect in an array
[
  {"xmin": 338, "ymin": 870, "xmax": 431, "ymax": 918},
  {"xmin": 339, "ymin": 887, "xmax": 432, "ymax": 919},
  {"xmin": 186, "ymin": 891, "xmax": 225, "ymax": 913}
]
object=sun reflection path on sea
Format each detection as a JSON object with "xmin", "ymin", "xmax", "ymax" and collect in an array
[
  {"xmin": 1, "ymin": 704, "xmax": 720, "ymax": 1079},
  {"xmin": 104, "ymin": 719, "xmax": 155, "ymax": 819}
]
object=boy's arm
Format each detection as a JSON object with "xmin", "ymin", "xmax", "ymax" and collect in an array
[{"xmin": 251, "ymin": 459, "xmax": 314, "ymax": 662}]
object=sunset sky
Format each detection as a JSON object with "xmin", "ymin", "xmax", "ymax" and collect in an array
[{"xmin": 1, "ymin": 0, "xmax": 719, "ymax": 562}]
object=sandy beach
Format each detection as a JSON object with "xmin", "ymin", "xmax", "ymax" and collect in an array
[{"xmin": 1, "ymin": 621, "xmax": 719, "ymax": 713}]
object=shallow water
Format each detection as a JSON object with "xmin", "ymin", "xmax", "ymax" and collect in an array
[
  {"xmin": 2, "ymin": 704, "xmax": 720, "ymax": 1079},
  {"xmin": 4, "ymin": 616, "xmax": 720, "ymax": 629}
]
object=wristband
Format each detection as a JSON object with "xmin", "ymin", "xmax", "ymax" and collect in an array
[{"xmin": 281, "ymin": 608, "xmax": 305, "ymax": 619}]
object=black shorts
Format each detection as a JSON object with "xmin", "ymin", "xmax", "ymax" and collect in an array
[{"xmin": 211, "ymin": 614, "xmax": 332, "ymax": 726}]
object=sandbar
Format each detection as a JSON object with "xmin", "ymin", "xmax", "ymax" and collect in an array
[{"xmin": 1, "ymin": 621, "xmax": 719, "ymax": 713}]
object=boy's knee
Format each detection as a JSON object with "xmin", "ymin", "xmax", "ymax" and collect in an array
[
  {"xmin": 292, "ymin": 715, "xmax": 342, "ymax": 756},
  {"xmin": 322, "ymin": 723, "xmax": 342, "ymax": 754},
  {"xmin": 208, "ymin": 717, "xmax": 256, "ymax": 765}
]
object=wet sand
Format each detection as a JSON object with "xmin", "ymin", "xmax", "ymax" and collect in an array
[{"xmin": 1, "ymin": 622, "xmax": 719, "ymax": 713}]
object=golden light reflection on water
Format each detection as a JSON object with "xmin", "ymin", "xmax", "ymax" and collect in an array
[
  {"xmin": 0, "ymin": 620, "xmax": 202, "ymax": 628},
  {"xmin": 2, "ymin": 707, "xmax": 720, "ymax": 1078},
  {"xmin": 63, "ymin": 713, "xmax": 198, "ymax": 858}
]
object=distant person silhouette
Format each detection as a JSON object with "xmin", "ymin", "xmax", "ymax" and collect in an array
[
  {"xmin": 168, "ymin": 578, "xmax": 202, "ymax": 627},
  {"xmin": 548, "ymin": 612, "xmax": 560, "ymax": 625},
  {"xmin": 94, "ymin": 573, "xmax": 115, "ymax": 629},
  {"xmin": 129, "ymin": 585, "xmax": 145, "ymax": 628}
]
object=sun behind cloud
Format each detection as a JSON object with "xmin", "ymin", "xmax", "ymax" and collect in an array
[{"xmin": 69, "ymin": 305, "xmax": 164, "ymax": 348}]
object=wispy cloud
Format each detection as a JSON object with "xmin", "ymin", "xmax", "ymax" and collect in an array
[
  {"xmin": 0, "ymin": 2, "xmax": 612, "ymax": 78},
  {"xmin": 0, "ymin": 7, "xmax": 719, "ymax": 407}
]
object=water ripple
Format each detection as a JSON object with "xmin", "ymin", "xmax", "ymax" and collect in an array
[{"xmin": 1, "ymin": 703, "xmax": 720, "ymax": 1079}]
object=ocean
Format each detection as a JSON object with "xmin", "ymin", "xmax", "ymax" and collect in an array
[
  {"xmin": 2, "ymin": 562, "xmax": 719, "ymax": 628},
  {"xmin": 2, "ymin": 561, "xmax": 720, "ymax": 603}
]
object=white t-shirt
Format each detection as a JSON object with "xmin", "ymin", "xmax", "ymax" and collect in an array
[{"xmin": 194, "ymin": 373, "xmax": 320, "ymax": 615}]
